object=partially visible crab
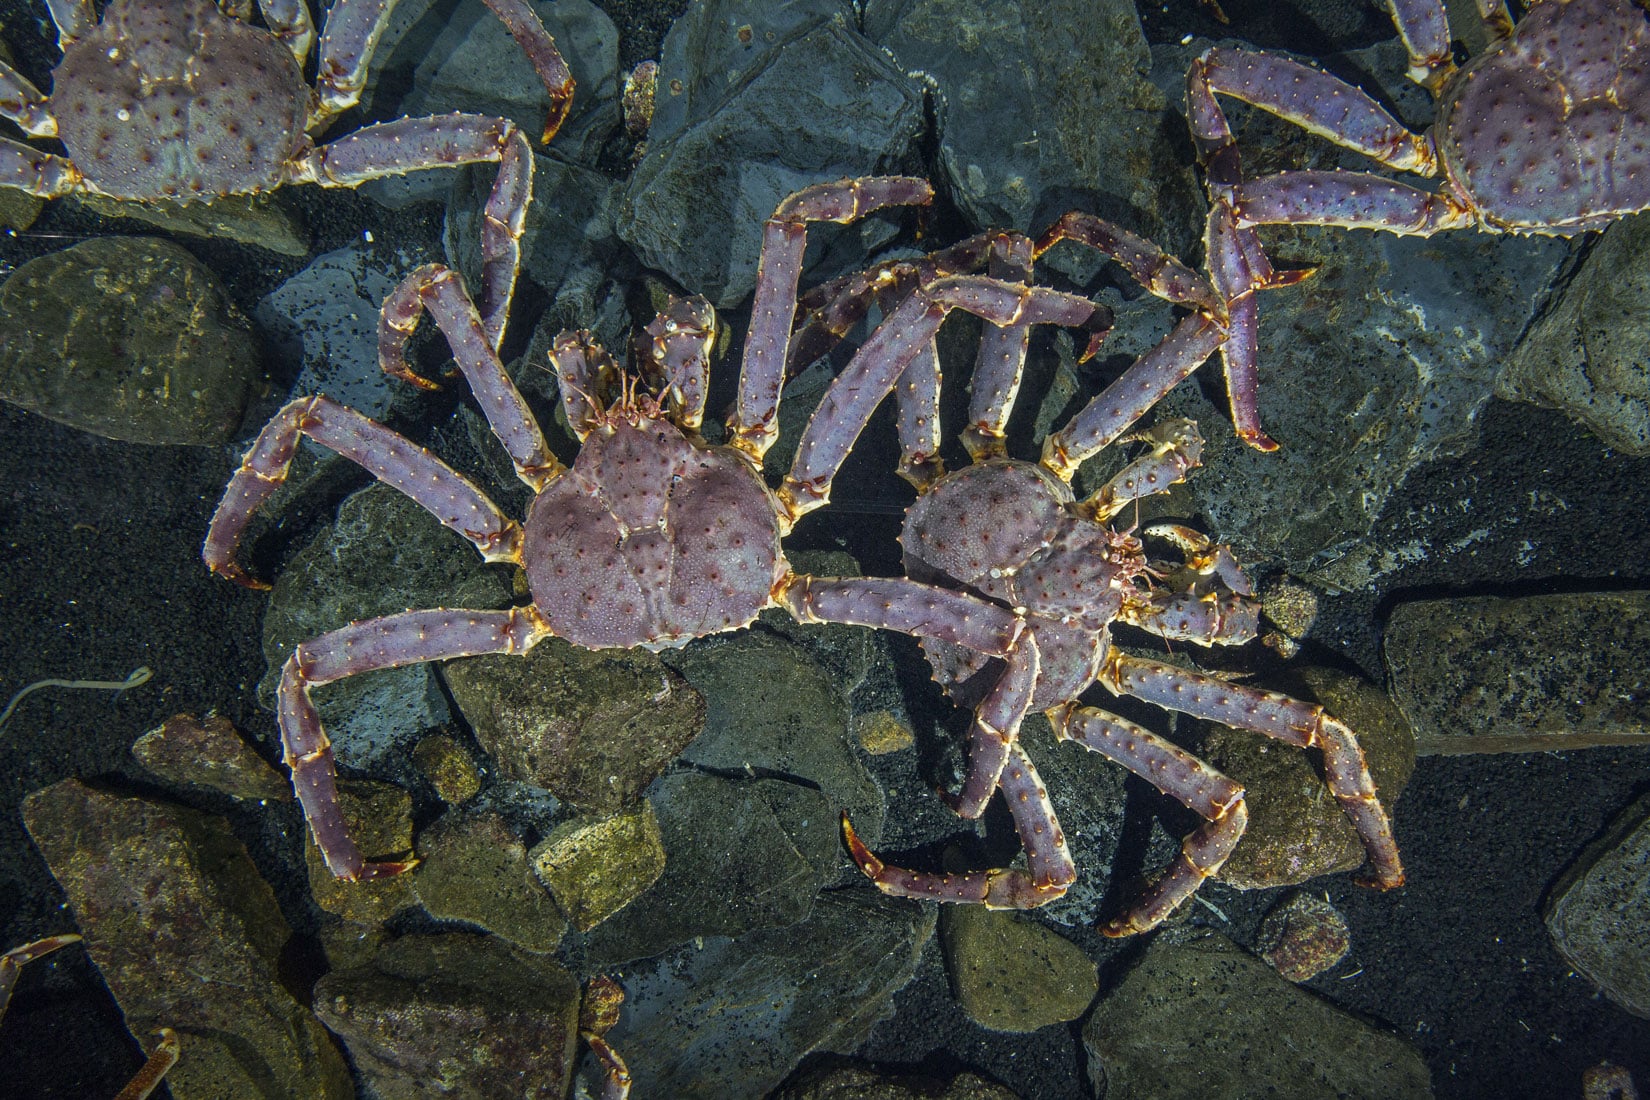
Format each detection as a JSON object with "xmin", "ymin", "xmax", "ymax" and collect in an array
[
  {"xmin": 832, "ymin": 213, "xmax": 1404, "ymax": 934},
  {"xmin": 1, "ymin": 934, "xmax": 179, "ymax": 1099},
  {"xmin": 1187, "ymin": 0, "xmax": 1650, "ymax": 241},
  {"xmin": 204, "ymin": 176, "xmax": 1105, "ymax": 882},
  {"xmin": 0, "ymin": 0, "xmax": 576, "ymax": 344}
]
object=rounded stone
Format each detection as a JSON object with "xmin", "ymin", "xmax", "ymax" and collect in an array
[{"xmin": 0, "ymin": 237, "xmax": 257, "ymax": 444}]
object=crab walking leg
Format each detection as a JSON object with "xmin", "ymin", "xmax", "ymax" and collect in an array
[
  {"xmin": 961, "ymin": 232, "xmax": 1038, "ymax": 462},
  {"xmin": 638, "ymin": 296, "xmax": 716, "ymax": 433},
  {"xmin": 42, "ymin": 0, "xmax": 95, "ymax": 50},
  {"xmin": 842, "ymin": 740, "xmax": 1077, "ymax": 909},
  {"xmin": 1050, "ymin": 702, "xmax": 1248, "ymax": 935},
  {"xmin": 0, "ymin": 136, "xmax": 77, "ymax": 197},
  {"xmin": 892, "ymin": 333, "xmax": 945, "ymax": 489},
  {"xmin": 1386, "ymin": 0, "xmax": 1456, "ymax": 90},
  {"xmin": 256, "ymin": 0, "xmax": 318, "ymax": 69},
  {"xmin": 0, "ymin": 934, "xmax": 81, "ymax": 1019},
  {"xmin": 781, "ymin": 575, "xmax": 1035, "ymax": 814},
  {"xmin": 1232, "ymin": 170, "xmax": 1479, "ymax": 234},
  {"xmin": 281, "ymin": 607, "xmax": 552, "ymax": 879},
  {"xmin": 787, "ymin": 232, "xmax": 1002, "ymax": 375},
  {"xmin": 1187, "ymin": 49, "xmax": 1439, "ymax": 175},
  {"xmin": 379, "ymin": 263, "xmax": 561, "ymax": 490},
  {"xmin": 730, "ymin": 176, "xmax": 935, "ymax": 461},
  {"xmin": 0, "ymin": 60, "xmax": 53, "ymax": 137},
  {"xmin": 204, "ymin": 396, "xmax": 523, "ymax": 589},
  {"xmin": 477, "ymin": 0, "xmax": 577, "ymax": 143},
  {"xmin": 1101, "ymin": 653, "xmax": 1406, "ymax": 889},
  {"xmin": 114, "ymin": 1029, "xmax": 181, "ymax": 1100},
  {"xmin": 298, "ymin": 115, "xmax": 533, "ymax": 347},
  {"xmin": 1041, "ymin": 314, "xmax": 1226, "ymax": 480},
  {"xmin": 781, "ymin": 276, "xmax": 1098, "ymax": 520}
]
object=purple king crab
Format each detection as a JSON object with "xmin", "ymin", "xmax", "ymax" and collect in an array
[
  {"xmin": 204, "ymin": 176, "xmax": 1110, "ymax": 883},
  {"xmin": 1182, "ymin": 0, "xmax": 1650, "ymax": 448},
  {"xmin": 0, "ymin": 0, "xmax": 576, "ymax": 346},
  {"xmin": 796, "ymin": 217, "xmax": 1406, "ymax": 934}
]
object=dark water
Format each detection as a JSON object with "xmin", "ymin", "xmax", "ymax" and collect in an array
[{"xmin": 2, "ymin": 2, "xmax": 1648, "ymax": 1099}]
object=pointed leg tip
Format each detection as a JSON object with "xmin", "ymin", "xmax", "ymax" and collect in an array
[{"xmin": 1239, "ymin": 429, "xmax": 1280, "ymax": 452}]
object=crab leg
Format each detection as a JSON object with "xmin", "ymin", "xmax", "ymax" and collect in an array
[
  {"xmin": 961, "ymin": 232, "xmax": 1037, "ymax": 462},
  {"xmin": 0, "ymin": 934, "xmax": 81, "ymax": 1020},
  {"xmin": 1099, "ymin": 652, "xmax": 1406, "ymax": 890},
  {"xmin": 0, "ymin": 136, "xmax": 77, "ymax": 197},
  {"xmin": 892, "ymin": 332, "xmax": 945, "ymax": 489},
  {"xmin": 637, "ymin": 295, "xmax": 716, "ymax": 433},
  {"xmin": 42, "ymin": 0, "xmax": 95, "ymax": 50},
  {"xmin": 787, "ymin": 231, "xmax": 1002, "ymax": 375},
  {"xmin": 256, "ymin": 0, "xmax": 318, "ymax": 68},
  {"xmin": 730, "ymin": 176, "xmax": 935, "ymax": 462},
  {"xmin": 841, "ymin": 741, "xmax": 1076, "ymax": 909},
  {"xmin": 281, "ymin": 606, "xmax": 552, "ymax": 879},
  {"xmin": 378, "ymin": 263, "xmax": 561, "ymax": 490},
  {"xmin": 308, "ymin": 0, "xmax": 572, "ymax": 143},
  {"xmin": 1041, "ymin": 314, "xmax": 1226, "ymax": 479},
  {"xmin": 204, "ymin": 396, "xmax": 523, "ymax": 589},
  {"xmin": 1049, "ymin": 702, "xmax": 1248, "ymax": 935},
  {"xmin": 1188, "ymin": 49, "xmax": 1439, "ymax": 176},
  {"xmin": 548, "ymin": 332, "xmax": 620, "ymax": 441},
  {"xmin": 1081, "ymin": 418, "xmax": 1205, "ymax": 522},
  {"xmin": 1386, "ymin": 0, "xmax": 1456, "ymax": 90},
  {"xmin": 0, "ymin": 60, "xmax": 53, "ymax": 138},
  {"xmin": 1232, "ymin": 170, "xmax": 1479, "ymax": 234},
  {"xmin": 780, "ymin": 276, "xmax": 1097, "ymax": 520},
  {"xmin": 299, "ymin": 115, "xmax": 533, "ymax": 348},
  {"xmin": 781, "ymin": 575, "xmax": 1037, "ymax": 814}
]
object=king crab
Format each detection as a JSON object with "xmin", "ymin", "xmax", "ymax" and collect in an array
[
  {"xmin": 0, "ymin": 0, "xmax": 576, "ymax": 345},
  {"xmin": 1186, "ymin": 0, "xmax": 1650, "ymax": 278},
  {"xmin": 204, "ymin": 176, "xmax": 1105, "ymax": 882},
  {"xmin": 815, "ymin": 215, "xmax": 1405, "ymax": 934}
]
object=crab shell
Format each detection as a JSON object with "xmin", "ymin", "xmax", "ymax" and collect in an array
[
  {"xmin": 901, "ymin": 458, "xmax": 1135, "ymax": 711},
  {"xmin": 1438, "ymin": 0, "xmax": 1650, "ymax": 232},
  {"xmin": 52, "ymin": 0, "xmax": 311, "ymax": 200},
  {"xmin": 522, "ymin": 414, "xmax": 785, "ymax": 651}
]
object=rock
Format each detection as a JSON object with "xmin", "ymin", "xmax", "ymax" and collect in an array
[
  {"xmin": 1499, "ymin": 212, "xmax": 1650, "ymax": 455},
  {"xmin": 442, "ymin": 634, "xmax": 705, "ymax": 814},
  {"xmin": 412, "ymin": 733, "xmax": 483, "ymax": 804},
  {"xmin": 854, "ymin": 710, "xmax": 915, "ymax": 755},
  {"xmin": 21, "ymin": 779, "xmax": 352, "ymax": 1100},
  {"xmin": 313, "ymin": 932, "xmax": 585, "ymax": 1100},
  {"xmin": 528, "ymin": 803, "xmax": 666, "ymax": 932},
  {"xmin": 1084, "ymin": 930, "xmax": 1432, "ymax": 1099},
  {"xmin": 619, "ymin": 4, "xmax": 925, "ymax": 306},
  {"xmin": 130, "ymin": 713, "xmax": 291, "ymax": 803},
  {"xmin": 582, "ymin": 771, "xmax": 836, "ymax": 965},
  {"xmin": 1545, "ymin": 794, "xmax": 1650, "ymax": 1018},
  {"xmin": 1203, "ymin": 666, "xmax": 1415, "ymax": 890},
  {"xmin": 615, "ymin": 890, "xmax": 936, "ymax": 1098},
  {"xmin": 258, "ymin": 482, "xmax": 513, "ymax": 772},
  {"xmin": 1385, "ymin": 592, "xmax": 1650, "ymax": 753},
  {"xmin": 940, "ymin": 906, "xmax": 1098, "ymax": 1032},
  {"xmin": 74, "ymin": 191, "xmax": 309, "ymax": 256},
  {"xmin": 252, "ymin": 241, "xmax": 436, "ymax": 424},
  {"xmin": 413, "ymin": 810, "xmax": 568, "ymax": 953},
  {"xmin": 864, "ymin": 0, "xmax": 1202, "ymax": 251},
  {"xmin": 1255, "ymin": 891, "xmax": 1353, "ymax": 982},
  {"xmin": 304, "ymin": 780, "xmax": 419, "ymax": 925},
  {"xmin": 0, "ymin": 238, "xmax": 258, "ymax": 445},
  {"xmin": 773, "ymin": 1062, "xmax": 1020, "ymax": 1100},
  {"xmin": 669, "ymin": 629, "xmax": 883, "ymax": 853}
]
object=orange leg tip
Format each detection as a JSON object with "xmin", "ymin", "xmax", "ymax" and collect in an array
[
  {"xmin": 1238, "ymin": 428, "xmax": 1280, "ymax": 453},
  {"xmin": 1267, "ymin": 266, "xmax": 1317, "ymax": 289}
]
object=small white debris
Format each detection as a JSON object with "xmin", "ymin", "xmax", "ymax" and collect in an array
[{"xmin": 363, "ymin": 229, "xmax": 375, "ymax": 243}]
